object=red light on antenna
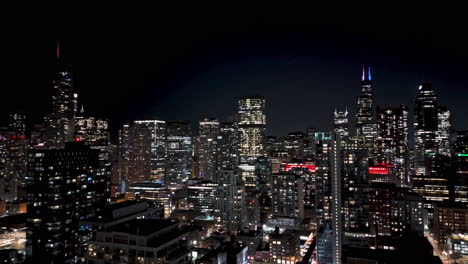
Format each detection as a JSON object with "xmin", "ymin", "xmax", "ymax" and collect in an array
[
  {"xmin": 74, "ymin": 137, "xmax": 80, "ymax": 142},
  {"xmin": 19, "ymin": 135, "xmax": 25, "ymax": 140},
  {"xmin": 11, "ymin": 135, "xmax": 17, "ymax": 140}
]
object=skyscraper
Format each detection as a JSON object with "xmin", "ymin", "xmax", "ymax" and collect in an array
[
  {"xmin": 118, "ymin": 123, "xmax": 152, "ymax": 187},
  {"xmin": 413, "ymin": 81, "xmax": 438, "ymax": 176},
  {"xmin": 334, "ymin": 108, "xmax": 349, "ymax": 138},
  {"xmin": 26, "ymin": 142, "xmax": 110, "ymax": 262},
  {"xmin": 216, "ymin": 122, "xmax": 239, "ymax": 172},
  {"xmin": 197, "ymin": 118, "xmax": 220, "ymax": 181},
  {"xmin": 437, "ymin": 106, "xmax": 451, "ymax": 157},
  {"xmin": 271, "ymin": 173, "xmax": 304, "ymax": 219},
  {"xmin": 165, "ymin": 120, "xmax": 192, "ymax": 187},
  {"xmin": 356, "ymin": 65, "xmax": 375, "ymax": 138},
  {"xmin": 41, "ymin": 43, "xmax": 78, "ymax": 148},
  {"xmin": 314, "ymin": 131, "xmax": 334, "ymax": 264},
  {"xmin": 134, "ymin": 120, "xmax": 167, "ymax": 182},
  {"xmin": 237, "ymin": 96, "xmax": 266, "ymax": 190},
  {"xmin": 215, "ymin": 169, "xmax": 246, "ymax": 234},
  {"xmin": 375, "ymin": 105, "xmax": 409, "ymax": 186}
]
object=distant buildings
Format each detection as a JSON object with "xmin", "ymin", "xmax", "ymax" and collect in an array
[
  {"xmin": 5, "ymin": 46, "xmax": 468, "ymax": 264},
  {"xmin": 166, "ymin": 120, "xmax": 192, "ymax": 187},
  {"xmin": 238, "ymin": 96, "xmax": 266, "ymax": 191}
]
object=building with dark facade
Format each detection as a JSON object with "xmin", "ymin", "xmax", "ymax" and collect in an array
[{"xmin": 26, "ymin": 142, "xmax": 110, "ymax": 263}]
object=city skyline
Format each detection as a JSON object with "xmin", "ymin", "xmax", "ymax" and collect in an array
[
  {"xmin": 1, "ymin": 14, "xmax": 467, "ymax": 263},
  {"xmin": 2, "ymin": 16, "xmax": 468, "ymax": 138}
]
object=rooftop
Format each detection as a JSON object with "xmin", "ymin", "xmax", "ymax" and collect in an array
[{"xmin": 107, "ymin": 219, "xmax": 178, "ymax": 236}]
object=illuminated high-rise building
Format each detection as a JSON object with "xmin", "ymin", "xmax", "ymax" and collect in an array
[
  {"xmin": 26, "ymin": 142, "xmax": 110, "ymax": 262},
  {"xmin": 215, "ymin": 169, "xmax": 246, "ymax": 234},
  {"xmin": 9, "ymin": 113, "xmax": 26, "ymax": 135},
  {"xmin": 42, "ymin": 43, "xmax": 78, "ymax": 148},
  {"xmin": 413, "ymin": 81, "xmax": 438, "ymax": 176},
  {"xmin": 283, "ymin": 132, "xmax": 305, "ymax": 159},
  {"xmin": 0, "ymin": 127, "xmax": 28, "ymax": 203},
  {"xmin": 134, "ymin": 120, "xmax": 166, "ymax": 182},
  {"xmin": 314, "ymin": 131, "xmax": 334, "ymax": 264},
  {"xmin": 271, "ymin": 173, "xmax": 304, "ymax": 219},
  {"xmin": 197, "ymin": 118, "xmax": 220, "ymax": 181},
  {"xmin": 452, "ymin": 131, "xmax": 468, "ymax": 204},
  {"xmin": 165, "ymin": 120, "xmax": 192, "ymax": 187},
  {"xmin": 75, "ymin": 107, "xmax": 110, "ymax": 164},
  {"xmin": 334, "ymin": 108, "xmax": 349, "ymax": 138},
  {"xmin": 375, "ymin": 105, "xmax": 409, "ymax": 186},
  {"xmin": 341, "ymin": 136, "xmax": 371, "ymax": 247},
  {"xmin": 356, "ymin": 66, "xmax": 376, "ymax": 138},
  {"xmin": 237, "ymin": 96, "xmax": 266, "ymax": 190},
  {"xmin": 118, "ymin": 123, "xmax": 152, "ymax": 187},
  {"xmin": 216, "ymin": 122, "xmax": 239, "ymax": 172},
  {"xmin": 436, "ymin": 105, "xmax": 451, "ymax": 157},
  {"xmin": 413, "ymin": 154, "xmax": 450, "ymax": 209}
]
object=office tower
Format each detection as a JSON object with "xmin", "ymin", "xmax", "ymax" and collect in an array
[
  {"xmin": 369, "ymin": 183, "xmax": 424, "ymax": 238},
  {"xmin": 214, "ymin": 170, "xmax": 245, "ymax": 235},
  {"xmin": 453, "ymin": 130, "xmax": 468, "ymax": 155},
  {"xmin": 255, "ymin": 156, "xmax": 271, "ymax": 192},
  {"xmin": 26, "ymin": 142, "xmax": 110, "ymax": 263},
  {"xmin": 284, "ymin": 132, "xmax": 305, "ymax": 159},
  {"xmin": 86, "ymin": 219, "xmax": 191, "ymax": 263},
  {"xmin": 197, "ymin": 118, "xmax": 220, "ymax": 181},
  {"xmin": 134, "ymin": 120, "xmax": 167, "ymax": 182},
  {"xmin": 126, "ymin": 183, "xmax": 172, "ymax": 218},
  {"xmin": 413, "ymin": 154, "xmax": 450, "ymax": 209},
  {"xmin": 9, "ymin": 113, "xmax": 26, "ymax": 135},
  {"xmin": 334, "ymin": 108, "xmax": 349, "ymax": 138},
  {"xmin": 216, "ymin": 122, "xmax": 239, "ymax": 172},
  {"xmin": 375, "ymin": 105, "xmax": 409, "ymax": 186},
  {"xmin": 42, "ymin": 44, "xmax": 78, "ymax": 148},
  {"xmin": 237, "ymin": 96, "xmax": 266, "ymax": 190},
  {"xmin": 356, "ymin": 66, "xmax": 376, "ymax": 138},
  {"xmin": 118, "ymin": 124, "xmax": 152, "ymax": 186},
  {"xmin": 432, "ymin": 202, "xmax": 468, "ymax": 252},
  {"xmin": 437, "ymin": 106, "xmax": 451, "ymax": 157},
  {"xmin": 75, "ymin": 109, "xmax": 110, "ymax": 164},
  {"xmin": 330, "ymin": 135, "xmax": 343, "ymax": 264},
  {"xmin": 0, "ymin": 129, "xmax": 27, "ymax": 203},
  {"xmin": 446, "ymin": 233, "xmax": 468, "ymax": 260},
  {"xmin": 341, "ymin": 136, "xmax": 371, "ymax": 247},
  {"xmin": 413, "ymin": 81, "xmax": 438, "ymax": 176},
  {"xmin": 304, "ymin": 128, "xmax": 316, "ymax": 159},
  {"xmin": 269, "ymin": 229, "xmax": 301, "ymax": 264},
  {"xmin": 0, "ymin": 114, "xmax": 28, "ymax": 203},
  {"xmin": 75, "ymin": 115, "xmax": 109, "ymax": 144},
  {"xmin": 314, "ymin": 132, "xmax": 334, "ymax": 264},
  {"xmin": 166, "ymin": 120, "xmax": 192, "ymax": 187},
  {"xmin": 280, "ymin": 159, "xmax": 316, "ymax": 208},
  {"xmin": 187, "ymin": 179, "xmax": 217, "ymax": 214},
  {"xmin": 452, "ymin": 155, "xmax": 468, "ymax": 204},
  {"xmin": 271, "ymin": 173, "xmax": 304, "ymax": 219}
]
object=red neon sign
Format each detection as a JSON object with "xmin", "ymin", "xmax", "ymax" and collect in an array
[
  {"xmin": 376, "ymin": 162, "xmax": 395, "ymax": 168},
  {"xmin": 369, "ymin": 166, "xmax": 389, "ymax": 175},
  {"xmin": 283, "ymin": 163, "xmax": 316, "ymax": 173}
]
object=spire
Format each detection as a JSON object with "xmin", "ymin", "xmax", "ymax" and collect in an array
[
  {"xmin": 80, "ymin": 104, "xmax": 85, "ymax": 114},
  {"xmin": 367, "ymin": 66, "xmax": 372, "ymax": 81},
  {"xmin": 361, "ymin": 64, "xmax": 365, "ymax": 81},
  {"xmin": 56, "ymin": 40, "xmax": 60, "ymax": 59}
]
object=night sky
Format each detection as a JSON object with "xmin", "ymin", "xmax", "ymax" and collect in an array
[{"xmin": 2, "ymin": 12, "xmax": 468, "ymax": 140}]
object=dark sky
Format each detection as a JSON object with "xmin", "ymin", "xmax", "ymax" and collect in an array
[{"xmin": 2, "ymin": 12, "xmax": 468, "ymax": 140}]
